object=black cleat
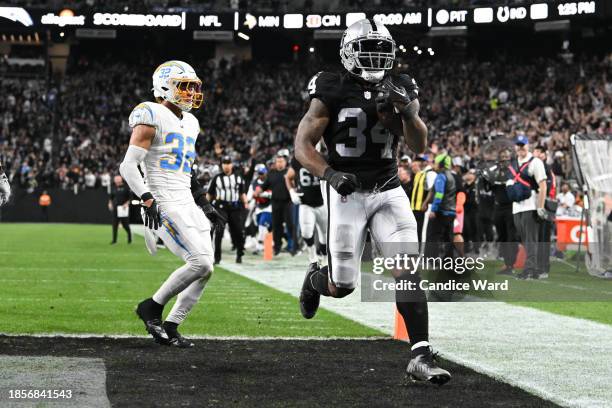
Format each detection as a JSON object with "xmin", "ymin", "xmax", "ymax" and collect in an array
[
  {"xmin": 299, "ymin": 262, "xmax": 321, "ymax": 319},
  {"xmin": 163, "ymin": 322, "xmax": 194, "ymax": 348},
  {"xmin": 135, "ymin": 299, "xmax": 169, "ymax": 345},
  {"xmin": 516, "ymin": 270, "xmax": 533, "ymax": 280},
  {"xmin": 406, "ymin": 347, "xmax": 451, "ymax": 385}
]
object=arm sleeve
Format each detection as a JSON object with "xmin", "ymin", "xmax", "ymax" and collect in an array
[
  {"xmin": 119, "ymin": 145, "xmax": 149, "ymax": 199},
  {"xmin": 207, "ymin": 175, "xmax": 217, "ymax": 198},
  {"xmin": 190, "ymin": 166, "xmax": 210, "ymax": 207},
  {"xmin": 431, "ymin": 173, "xmax": 446, "ymax": 213}
]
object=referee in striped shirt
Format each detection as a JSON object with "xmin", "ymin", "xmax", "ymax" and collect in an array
[{"xmin": 207, "ymin": 156, "xmax": 248, "ymax": 264}]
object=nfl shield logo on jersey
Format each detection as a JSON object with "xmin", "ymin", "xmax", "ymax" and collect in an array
[{"xmin": 364, "ymin": 91, "xmax": 371, "ymax": 100}]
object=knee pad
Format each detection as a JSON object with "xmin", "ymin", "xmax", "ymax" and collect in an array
[
  {"xmin": 187, "ymin": 254, "xmax": 213, "ymax": 279},
  {"xmin": 304, "ymin": 236, "xmax": 315, "ymax": 246}
]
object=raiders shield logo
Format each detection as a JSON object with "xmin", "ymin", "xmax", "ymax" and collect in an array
[{"xmin": 364, "ymin": 91, "xmax": 371, "ymax": 100}]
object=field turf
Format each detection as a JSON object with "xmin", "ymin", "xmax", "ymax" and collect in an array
[
  {"xmin": 0, "ymin": 223, "xmax": 380, "ymax": 337},
  {"xmin": 1, "ymin": 223, "xmax": 611, "ymax": 335}
]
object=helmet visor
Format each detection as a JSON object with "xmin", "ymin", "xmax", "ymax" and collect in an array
[
  {"xmin": 174, "ymin": 79, "xmax": 203, "ymax": 109},
  {"xmin": 348, "ymin": 37, "xmax": 395, "ymax": 71}
]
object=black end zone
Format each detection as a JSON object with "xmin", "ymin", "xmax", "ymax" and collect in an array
[{"xmin": 0, "ymin": 336, "xmax": 559, "ymax": 407}]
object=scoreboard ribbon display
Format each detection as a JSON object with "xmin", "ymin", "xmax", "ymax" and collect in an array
[{"xmin": 0, "ymin": 1, "xmax": 603, "ymax": 31}]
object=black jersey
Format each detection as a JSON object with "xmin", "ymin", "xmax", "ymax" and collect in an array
[
  {"xmin": 291, "ymin": 157, "xmax": 323, "ymax": 207},
  {"xmin": 308, "ymin": 71, "xmax": 415, "ymax": 190}
]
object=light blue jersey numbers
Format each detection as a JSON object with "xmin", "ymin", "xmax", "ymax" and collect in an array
[{"xmin": 159, "ymin": 133, "xmax": 195, "ymax": 173}]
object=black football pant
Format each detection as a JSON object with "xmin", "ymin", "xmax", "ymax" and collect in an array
[
  {"xmin": 494, "ymin": 205, "xmax": 518, "ymax": 268},
  {"xmin": 425, "ymin": 214, "xmax": 455, "ymax": 261},
  {"xmin": 271, "ymin": 200, "xmax": 295, "ymax": 253},
  {"xmin": 112, "ymin": 216, "xmax": 131, "ymax": 243},
  {"xmin": 214, "ymin": 205, "xmax": 245, "ymax": 262}
]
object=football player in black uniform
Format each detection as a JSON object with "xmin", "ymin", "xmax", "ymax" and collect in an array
[
  {"xmin": 295, "ymin": 19, "xmax": 451, "ymax": 384},
  {"xmin": 285, "ymin": 151, "xmax": 328, "ymax": 264}
]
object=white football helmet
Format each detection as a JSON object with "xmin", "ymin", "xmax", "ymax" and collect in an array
[
  {"xmin": 152, "ymin": 60, "xmax": 203, "ymax": 112},
  {"xmin": 340, "ymin": 19, "xmax": 396, "ymax": 84}
]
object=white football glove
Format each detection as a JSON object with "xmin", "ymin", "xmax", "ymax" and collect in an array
[
  {"xmin": 289, "ymin": 188, "xmax": 302, "ymax": 205},
  {"xmin": 0, "ymin": 173, "xmax": 10, "ymax": 206}
]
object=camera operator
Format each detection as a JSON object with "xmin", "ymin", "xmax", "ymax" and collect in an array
[
  {"xmin": 481, "ymin": 149, "xmax": 518, "ymax": 275},
  {"xmin": 506, "ymin": 135, "xmax": 548, "ymax": 280},
  {"xmin": 533, "ymin": 144, "xmax": 557, "ymax": 279}
]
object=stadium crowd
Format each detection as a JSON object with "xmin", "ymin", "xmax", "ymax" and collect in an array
[{"xmin": 1, "ymin": 52, "xmax": 610, "ymax": 196}]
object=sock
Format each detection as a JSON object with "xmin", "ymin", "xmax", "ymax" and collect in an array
[
  {"xmin": 162, "ymin": 320, "xmax": 178, "ymax": 336},
  {"xmin": 308, "ymin": 265, "xmax": 331, "ymax": 296},
  {"xmin": 307, "ymin": 245, "xmax": 317, "ymax": 263},
  {"xmin": 394, "ymin": 275, "xmax": 429, "ymax": 356},
  {"xmin": 410, "ymin": 341, "xmax": 430, "ymax": 357}
]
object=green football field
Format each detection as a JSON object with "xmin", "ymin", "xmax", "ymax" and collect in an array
[
  {"xmin": 0, "ymin": 223, "xmax": 610, "ymax": 336},
  {"xmin": 0, "ymin": 223, "xmax": 380, "ymax": 337}
]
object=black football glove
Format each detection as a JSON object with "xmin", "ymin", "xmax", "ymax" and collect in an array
[
  {"xmin": 141, "ymin": 195, "xmax": 162, "ymax": 230},
  {"xmin": 377, "ymin": 75, "xmax": 420, "ymax": 119},
  {"xmin": 324, "ymin": 167, "xmax": 360, "ymax": 196},
  {"xmin": 202, "ymin": 203, "xmax": 227, "ymax": 231}
]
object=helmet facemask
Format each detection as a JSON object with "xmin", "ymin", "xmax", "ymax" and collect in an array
[
  {"xmin": 167, "ymin": 78, "xmax": 203, "ymax": 112},
  {"xmin": 341, "ymin": 35, "xmax": 395, "ymax": 83}
]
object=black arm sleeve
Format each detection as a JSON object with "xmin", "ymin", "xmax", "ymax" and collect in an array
[
  {"xmin": 244, "ymin": 158, "xmax": 256, "ymax": 186},
  {"xmin": 191, "ymin": 167, "xmax": 210, "ymax": 208}
]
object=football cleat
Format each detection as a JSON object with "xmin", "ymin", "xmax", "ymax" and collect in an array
[
  {"xmin": 135, "ymin": 299, "xmax": 169, "ymax": 345},
  {"xmin": 406, "ymin": 348, "xmax": 451, "ymax": 385},
  {"xmin": 299, "ymin": 262, "xmax": 321, "ymax": 319},
  {"xmin": 163, "ymin": 322, "xmax": 194, "ymax": 348}
]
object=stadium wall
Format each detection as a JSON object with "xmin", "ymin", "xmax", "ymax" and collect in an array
[{"xmin": 0, "ymin": 188, "xmax": 115, "ymax": 224}]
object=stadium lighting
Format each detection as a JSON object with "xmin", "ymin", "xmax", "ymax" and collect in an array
[
  {"xmin": 309, "ymin": 47, "xmax": 315, "ymax": 53},
  {"xmin": 429, "ymin": 50, "xmax": 435, "ymax": 56},
  {"xmin": 237, "ymin": 31, "xmax": 249, "ymax": 40},
  {"xmin": 292, "ymin": 44, "xmax": 300, "ymax": 52},
  {"xmin": 417, "ymin": 49, "xmax": 422, "ymax": 55},
  {"xmin": 59, "ymin": 31, "xmax": 64, "ymax": 37},
  {"xmin": 413, "ymin": 46, "xmax": 418, "ymax": 51}
]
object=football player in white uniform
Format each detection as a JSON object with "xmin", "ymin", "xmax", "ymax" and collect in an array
[
  {"xmin": 0, "ymin": 162, "xmax": 10, "ymax": 206},
  {"xmin": 120, "ymin": 60, "xmax": 224, "ymax": 348}
]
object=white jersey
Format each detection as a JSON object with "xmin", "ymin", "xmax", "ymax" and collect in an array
[{"xmin": 129, "ymin": 102, "xmax": 199, "ymax": 204}]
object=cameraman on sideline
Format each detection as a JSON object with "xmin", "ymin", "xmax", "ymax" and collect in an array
[{"xmin": 507, "ymin": 135, "xmax": 548, "ymax": 280}]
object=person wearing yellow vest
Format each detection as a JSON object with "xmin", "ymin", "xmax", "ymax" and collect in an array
[
  {"xmin": 409, "ymin": 156, "xmax": 431, "ymax": 246},
  {"xmin": 38, "ymin": 191, "xmax": 52, "ymax": 222}
]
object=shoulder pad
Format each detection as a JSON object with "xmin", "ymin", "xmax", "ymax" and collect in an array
[
  {"xmin": 307, "ymin": 71, "xmax": 341, "ymax": 100},
  {"xmin": 129, "ymin": 102, "xmax": 157, "ymax": 129}
]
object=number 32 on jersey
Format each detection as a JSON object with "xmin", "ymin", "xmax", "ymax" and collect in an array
[{"xmin": 160, "ymin": 132, "xmax": 195, "ymax": 173}]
